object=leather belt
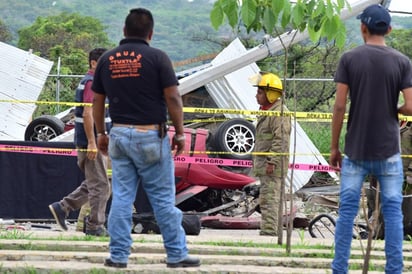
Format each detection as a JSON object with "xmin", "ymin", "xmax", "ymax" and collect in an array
[{"xmin": 113, "ymin": 123, "xmax": 159, "ymax": 131}]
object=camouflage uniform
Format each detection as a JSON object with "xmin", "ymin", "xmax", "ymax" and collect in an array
[
  {"xmin": 401, "ymin": 123, "xmax": 412, "ymax": 194},
  {"xmin": 253, "ymin": 100, "xmax": 291, "ymax": 235}
]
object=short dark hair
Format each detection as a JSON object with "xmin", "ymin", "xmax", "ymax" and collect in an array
[
  {"xmin": 125, "ymin": 8, "xmax": 154, "ymax": 38},
  {"xmin": 89, "ymin": 48, "xmax": 107, "ymax": 67}
]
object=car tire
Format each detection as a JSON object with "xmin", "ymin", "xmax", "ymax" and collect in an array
[
  {"xmin": 212, "ymin": 118, "xmax": 255, "ymax": 160},
  {"xmin": 24, "ymin": 115, "xmax": 65, "ymax": 141}
]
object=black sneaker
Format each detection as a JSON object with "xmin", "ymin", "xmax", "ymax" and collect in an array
[
  {"xmin": 48, "ymin": 202, "xmax": 68, "ymax": 231},
  {"xmin": 104, "ymin": 258, "xmax": 127, "ymax": 268},
  {"xmin": 166, "ymin": 256, "xmax": 201, "ymax": 268},
  {"xmin": 85, "ymin": 226, "xmax": 109, "ymax": 237}
]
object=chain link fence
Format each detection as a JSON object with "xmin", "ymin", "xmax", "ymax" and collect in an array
[
  {"xmin": 30, "ymin": 75, "xmax": 343, "ymax": 189},
  {"xmin": 41, "ymin": 75, "xmax": 339, "ymax": 158}
]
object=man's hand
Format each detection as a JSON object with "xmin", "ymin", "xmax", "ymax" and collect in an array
[
  {"xmin": 266, "ymin": 163, "xmax": 275, "ymax": 175},
  {"xmin": 330, "ymin": 148, "xmax": 342, "ymax": 172},
  {"xmin": 97, "ymin": 134, "xmax": 109, "ymax": 156},
  {"xmin": 171, "ymin": 136, "xmax": 185, "ymax": 156},
  {"xmin": 86, "ymin": 142, "xmax": 98, "ymax": 160}
]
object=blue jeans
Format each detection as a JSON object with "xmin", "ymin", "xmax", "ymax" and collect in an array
[
  {"xmin": 107, "ymin": 127, "xmax": 188, "ymax": 264},
  {"xmin": 332, "ymin": 154, "xmax": 404, "ymax": 274}
]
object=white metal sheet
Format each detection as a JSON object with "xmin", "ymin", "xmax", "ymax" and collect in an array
[
  {"xmin": 0, "ymin": 42, "xmax": 53, "ymax": 140},
  {"xmin": 205, "ymin": 39, "xmax": 337, "ymax": 192}
]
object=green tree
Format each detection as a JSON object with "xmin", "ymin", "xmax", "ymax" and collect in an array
[
  {"xmin": 210, "ymin": 0, "xmax": 349, "ymax": 48},
  {"xmin": 209, "ymin": 0, "xmax": 350, "ymax": 251},
  {"xmin": 18, "ymin": 12, "xmax": 113, "ymax": 66},
  {"xmin": 0, "ymin": 19, "xmax": 12, "ymax": 42},
  {"xmin": 387, "ymin": 28, "xmax": 412, "ymax": 59},
  {"xmin": 17, "ymin": 12, "xmax": 115, "ymax": 116}
]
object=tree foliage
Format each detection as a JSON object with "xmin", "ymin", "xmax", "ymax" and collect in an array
[
  {"xmin": 210, "ymin": 0, "xmax": 350, "ymax": 48},
  {"xmin": 0, "ymin": 0, "xmax": 224, "ymax": 62},
  {"xmin": 387, "ymin": 29, "xmax": 412, "ymax": 59},
  {"xmin": 209, "ymin": 0, "xmax": 349, "ymax": 113},
  {"xmin": 17, "ymin": 12, "xmax": 115, "ymax": 116},
  {"xmin": 1, "ymin": 0, "xmax": 412, "ymax": 61},
  {"xmin": 0, "ymin": 19, "xmax": 12, "ymax": 42},
  {"xmin": 18, "ymin": 12, "xmax": 113, "ymax": 68}
]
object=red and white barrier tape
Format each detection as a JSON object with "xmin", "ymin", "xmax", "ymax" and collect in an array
[
  {"xmin": 0, "ymin": 144, "xmax": 336, "ymax": 172},
  {"xmin": 0, "ymin": 144, "xmax": 77, "ymax": 156},
  {"xmin": 174, "ymin": 155, "xmax": 335, "ymax": 172}
]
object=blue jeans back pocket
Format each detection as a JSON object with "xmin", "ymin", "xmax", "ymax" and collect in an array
[{"xmin": 139, "ymin": 138, "xmax": 161, "ymax": 165}]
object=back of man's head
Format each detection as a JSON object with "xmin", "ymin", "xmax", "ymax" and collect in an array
[
  {"xmin": 124, "ymin": 8, "xmax": 154, "ymax": 38},
  {"xmin": 356, "ymin": 4, "xmax": 391, "ymax": 35},
  {"xmin": 89, "ymin": 48, "xmax": 107, "ymax": 67}
]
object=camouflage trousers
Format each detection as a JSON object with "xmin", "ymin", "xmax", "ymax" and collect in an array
[
  {"xmin": 401, "ymin": 125, "xmax": 412, "ymax": 186},
  {"xmin": 259, "ymin": 175, "xmax": 282, "ymax": 235}
]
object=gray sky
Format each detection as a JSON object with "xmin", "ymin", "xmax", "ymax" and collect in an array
[
  {"xmin": 389, "ymin": 0, "xmax": 412, "ymax": 15},
  {"xmin": 346, "ymin": 0, "xmax": 412, "ymax": 16}
]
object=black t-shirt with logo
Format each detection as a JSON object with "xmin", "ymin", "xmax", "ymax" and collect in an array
[{"xmin": 92, "ymin": 38, "xmax": 178, "ymax": 125}]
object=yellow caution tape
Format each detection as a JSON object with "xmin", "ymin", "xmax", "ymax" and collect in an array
[{"xmin": 2, "ymin": 99, "xmax": 412, "ymax": 122}]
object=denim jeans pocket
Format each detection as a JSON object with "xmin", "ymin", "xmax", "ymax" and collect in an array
[
  {"xmin": 341, "ymin": 156, "xmax": 361, "ymax": 175},
  {"xmin": 108, "ymin": 130, "xmax": 123, "ymax": 159},
  {"xmin": 382, "ymin": 154, "xmax": 403, "ymax": 175},
  {"xmin": 139, "ymin": 139, "xmax": 161, "ymax": 165}
]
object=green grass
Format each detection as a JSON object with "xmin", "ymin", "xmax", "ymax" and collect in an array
[
  {"xmin": 0, "ymin": 232, "xmax": 109, "ymax": 242},
  {"xmin": 299, "ymin": 122, "xmax": 346, "ymax": 156},
  {"xmin": 0, "ymin": 228, "xmax": 33, "ymax": 240},
  {"xmin": 0, "ymin": 228, "xmax": 408, "ymax": 272},
  {"xmin": 0, "ymin": 233, "xmax": 404, "ymax": 273}
]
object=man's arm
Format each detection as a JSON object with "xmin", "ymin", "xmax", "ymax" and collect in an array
[
  {"xmin": 164, "ymin": 85, "xmax": 185, "ymax": 155},
  {"xmin": 93, "ymin": 92, "xmax": 108, "ymax": 155},
  {"xmin": 83, "ymin": 105, "xmax": 98, "ymax": 159},
  {"xmin": 82, "ymin": 81, "xmax": 98, "ymax": 159},
  {"xmin": 398, "ymin": 87, "xmax": 412, "ymax": 115},
  {"xmin": 330, "ymin": 82, "xmax": 348, "ymax": 170},
  {"xmin": 93, "ymin": 92, "xmax": 106, "ymax": 134}
]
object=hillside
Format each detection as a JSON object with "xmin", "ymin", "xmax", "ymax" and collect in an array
[
  {"xmin": 1, "ymin": 0, "xmax": 412, "ymax": 63},
  {"xmin": 0, "ymin": 0, "xmax": 224, "ymax": 63}
]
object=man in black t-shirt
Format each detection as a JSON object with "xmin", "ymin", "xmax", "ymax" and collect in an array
[
  {"xmin": 92, "ymin": 8, "xmax": 200, "ymax": 269},
  {"xmin": 330, "ymin": 4, "xmax": 412, "ymax": 274}
]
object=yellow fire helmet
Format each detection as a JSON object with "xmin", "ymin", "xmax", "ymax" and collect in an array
[{"xmin": 249, "ymin": 72, "xmax": 283, "ymax": 103}]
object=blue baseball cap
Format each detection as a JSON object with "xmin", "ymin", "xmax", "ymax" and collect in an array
[{"xmin": 356, "ymin": 4, "xmax": 391, "ymax": 33}]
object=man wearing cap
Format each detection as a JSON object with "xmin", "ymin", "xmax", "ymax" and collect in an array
[{"xmin": 330, "ymin": 4, "xmax": 412, "ymax": 274}]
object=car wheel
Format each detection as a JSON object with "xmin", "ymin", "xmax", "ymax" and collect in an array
[
  {"xmin": 212, "ymin": 118, "xmax": 255, "ymax": 160},
  {"xmin": 24, "ymin": 115, "xmax": 65, "ymax": 141}
]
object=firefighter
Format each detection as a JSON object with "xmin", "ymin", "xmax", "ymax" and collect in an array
[
  {"xmin": 250, "ymin": 72, "xmax": 291, "ymax": 236},
  {"xmin": 401, "ymin": 122, "xmax": 412, "ymax": 193}
]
